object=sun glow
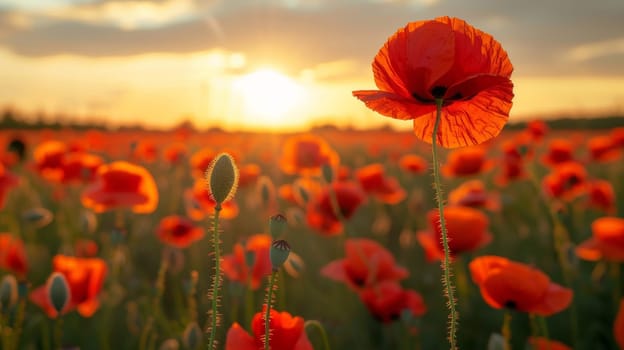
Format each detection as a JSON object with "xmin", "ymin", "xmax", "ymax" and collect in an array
[{"xmin": 232, "ymin": 68, "xmax": 305, "ymax": 130}]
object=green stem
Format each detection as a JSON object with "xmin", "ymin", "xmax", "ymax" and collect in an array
[
  {"xmin": 538, "ymin": 316, "xmax": 551, "ymax": 349},
  {"xmin": 208, "ymin": 207, "xmax": 222, "ymax": 349},
  {"xmin": 432, "ymin": 98, "xmax": 458, "ymax": 350},
  {"xmin": 501, "ymin": 311, "xmax": 511, "ymax": 350},
  {"xmin": 304, "ymin": 320, "xmax": 331, "ymax": 350},
  {"xmin": 264, "ymin": 271, "xmax": 278, "ymax": 350},
  {"xmin": 612, "ymin": 262, "xmax": 622, "ymax": 306},
  {"xmin": 53, "ymin": 317, "xmax": 63, "ymax": 350}
]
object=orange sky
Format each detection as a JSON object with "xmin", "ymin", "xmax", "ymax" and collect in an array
[{"xmin": 1, "ymin": 0, "xmax": 623, "ymax": 131}]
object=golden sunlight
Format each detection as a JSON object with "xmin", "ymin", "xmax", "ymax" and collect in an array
[{"xmin": 232, "ymin": 68, "xmax": 304, "ymax": 129}]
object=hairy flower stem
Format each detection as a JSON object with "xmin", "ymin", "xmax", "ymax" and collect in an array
[
  {"xmin": 208, "ymin": 206, "xmax": 222, "ymax": 349},
  {"xmin": 432, "ymin": 98, "xmax": 458, "ymax": 350},
  {"xmin": 501, "ymin": 311, "xmax": 512, "ymax": 350},
  {"xmin": 304, "ymin": 320, "xmax": 331, "ymax": 350},
  {"xmin": 264, "ymin": 271, "xmax": 278, "ymax": 350}
]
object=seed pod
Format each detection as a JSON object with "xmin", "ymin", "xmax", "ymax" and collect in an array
[
  {"xmin": 269, "ymin": 214, "xmax": 287, "ymax": 239},
  {"xmin": 270, "ymin": 240, "xmax": 291, "ymax": 271}
]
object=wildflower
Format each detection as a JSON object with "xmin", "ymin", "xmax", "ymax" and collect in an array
[
  {"xmin": 398, "ymin": 154, "xmax": 427, "ymax": 175},
  {"xmin": 156, "ymin": 215, "xmax": 205, "ymax": 249},
  {"xmin": 222, "ymin": 234, "xmax": 272, "ymax": 290},
  {"xmin": 576, "ymin": 217, "xmax": 624, "ymax": 262},
  {"xmin": 541, "ymin": 139, "xmax": 575, "ymax": 167},
  {"xmin": 225, "ymin": 306, "xmax": 313, "ymax": 350},
  {"xmin": 0, "ymin": 234, "xmax": 28, "ymax": 277},
  {"xmin": 355, "ymin": 163, "xmax": 406, "ymax": 204},
  {"xmin": 321, "ymin": 238, "xmax": 408, "ymax": 290},
  {"xmin": 447, "ymin": 180, "xmax": 500, "ymax": 211},
  {"xmin": 469, "ymin": 256, "xmax": 572, "ymax": 315},
  {"xmin": 305, "ymin": 182, "xmax": 366, "ymax": 236},
  {"xmin": 527, "ymin": 337, "xmax": 572, "ymax": 350},
  {"xmin": 352, "ymin": 16, "xmax": 513, "ymax": 148},
  {"xmin": 358, "ymin": 281, "xmax": 426, "ymax": 323},
  {"xmin": 280, "ymin": 134, "xmax": 339, "ymax": 176}
]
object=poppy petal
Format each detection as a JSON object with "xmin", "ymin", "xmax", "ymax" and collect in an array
[
  {"xmin": 352, "ymin": 90, "xmax": 436, "ymax": 120},
  {"xmin": 412, "ymin": 81, "xmax": 513, "ymax": 148},
  {"xmin": 532, "ymin": 282, "xmax": 573, "ymax": 316},
  {"xmin": 320, "ymin": 260, "xmax": 348, "ymax": 284},
  {"xmin": 575, "ymin": 238, "xmax": 603, "ymax": 261},
  {"xmin": 225, "ymin": 323, "xmax": 256, "ymax": 350}
]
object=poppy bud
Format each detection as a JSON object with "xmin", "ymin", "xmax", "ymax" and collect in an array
[
  {"xmin": 269, "ymin": 214, "xmax": 287, "ymax": 239},
  {"xmin": 293, "ymin": 182, "xmax": 310, "ymax": 205},
  {"xmin": 22, "ymin": 207, "xmax": 53, "ymax": 228},
  {"xmin": 283, "ymin": 252, "xmax": 305, "ymax": 278},
  {"xmin": 256, "ymin": 176, "xmax": 276, "ymax": 208},
  {"xmin": 0, "ymin": 275, "xmax": 18, "ymax": 311},
  {"xmin": 182, "ymin": 322, "xmax": 202, "ymax": 350},
  {"xmin": 46, "ymin": 272, "xmax": 71, "ymax": 317},
  {"xmin": 270, "ymin": 240, "xmax": 291, "ymax": 271},
  {"xmin": 205, "ymin": 153, "xmax": 239, "ymax": 208},
  {"xmin": 321, "ymin": 163, "xmax": 334, "ymax": 183}
]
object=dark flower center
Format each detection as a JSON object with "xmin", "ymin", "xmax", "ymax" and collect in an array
[
  {"xmin": 431, "ymin": 86, "xmax": 447, "ymax": 98},
  {"xmin": 504, "ymin": 300, "xmax": 517, "ymax": 310},
  {"xmin": 412, "ymin": 85, "xmax": 465, "ymax": 104}
]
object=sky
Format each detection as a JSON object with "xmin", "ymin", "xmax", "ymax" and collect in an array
[{"xmin": 0, "ymin": 0, "xmax": 623, "ymax": 131}]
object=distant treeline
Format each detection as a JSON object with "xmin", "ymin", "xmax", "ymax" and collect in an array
[{"xmin": 1, "ymin": 107, "xmax": 623, "ymax": 132}]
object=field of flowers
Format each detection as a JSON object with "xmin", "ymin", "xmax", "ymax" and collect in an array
[{"xmin": 0, "ymin": 121, "xmax": 623, "ymax": 350}]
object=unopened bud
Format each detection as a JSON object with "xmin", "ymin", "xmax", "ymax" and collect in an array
[
  {"xmin": 0, "ymin": 275, "xmax": 18, "ymax": 310},
  {"xmin": 205, "ymin": 153, "xmax": 239, "ymax": 207},
  {"xmin": 182, "ymin": 322, "xmax": 202, "ymax": 349},
  {"xmin": 46, "ymin": 272, "xmax": 71, "ymax": 317}
]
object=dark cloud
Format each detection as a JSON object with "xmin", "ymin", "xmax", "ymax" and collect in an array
[{"xmin": 1, "ymin": 0, "xmax": 623, "ymax": 76}]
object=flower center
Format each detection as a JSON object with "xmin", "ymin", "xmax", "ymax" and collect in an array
[{"xmin": 504, "ymin": 300, "xmax": 517, "ymax": 310}]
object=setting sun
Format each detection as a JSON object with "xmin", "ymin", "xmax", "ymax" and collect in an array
[{"xmin": 232, "ymin": 68, "xmax": 305, "ymax": 130}]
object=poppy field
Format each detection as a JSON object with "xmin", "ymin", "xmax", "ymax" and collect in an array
[{"xmin": 1, "ymin": 15, "xmax": 624, "ymax": 350}]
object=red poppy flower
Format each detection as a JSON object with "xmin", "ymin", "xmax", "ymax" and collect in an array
[
  {"xmin": 0, "ymin": 233, "xmax": 28, "ymax": 277},
  {"xmin": 542, "ymin": 162, "xmax": 587, "ymax": 200},
  {"xmin": 615, "ymin": 298, "xmax": 624, "ymax": 349},
  {"xmin": 576, "ymin": 217, "xmax": 624, "ymax": 262},
  {"xmin": 359, "ymin": 281, "xmax": 426, "ymax": 323},
  {"xmin": 495, "ymin": 137, "xmax": 530, "ymax": 186},
  {"xmin": 306, "ymin": 182, "xmax": 365, "ymax": 236},
  {"xmin": 469, "ymin": 256, "xmax": 572, "ymax": 315},
  {"xmin": 417, "ymin": 206, "xmax": 491, "ymax": 261},
  {"xmin": 0, "ymin": 164, "xmax": 19, "ymax": 210},
  {"xmin": 279, "ymin": 134, "xmax": 339, "ymax": 176},
  {"xmin": 279, "ymin": 178, "xmax": 323, "ymax": 207},
  {"xmin": 352, "ymin": 16, "xmax": 513, "ymax": 148},
  {"xmin": 527, "ymin": 337, "xmax": 572, "ymax": 350},
  {"xmin": 398, "ymin": 154, "xmax": 427, "ymax": 175},
  {"xmin": 184, "ymin": 179, "xmax": 238, "ymax": 221},
  {"xmin": 225, "ymin": 306, "xmax": 312, "ymax": 350},
  {"xmin": 163, "ymin": 143, "xmax": 187, "ymax": 165},
  {"xmin": 611, "ymin": 127, "xmax": 624, "ymax": 148},
  {"xmin": 156, "ymin": 215, "xmax": 205, "ymax": 249},
  {"xmin": 441, "ymin": 146, "xmax": 493, "ymax": 177},
  {"xmin": 448, "ymin": 180, "xmax": 500, "ymax": 211},
  {"xmin": 81, "ymin": 161, "xmax": 159, "ymax": 214},
  {"xmin": 189, "ymin": 147, "xmax": 215, "ymax": 178},
  {"xmin": 525, "ymin": 120, "xmax": 548, "ymax": 142},
  {"xmin": 30, "ymin": 255, "xmax": 107, "ymax": 317},
  {"xmin": 541, "ymin": 139, "xmax": 575, "ymax": 167},
  {"xmin": 321, "ymin": 238, "xmax": 408, "ymax": 290},
  {"xmin": 222, "ymin": 234, "xmax": 272, "ymax": 290},
  {"xmin": 74, "ymin": 239, "xmax": 99, "ymax": 258},
  {"xmin": 131, "ymin": 140, "xmax": 157, "ymax": 163},
  {"xmin": 60, "ymin": 152, "xmax": 103, "ymax": 184},
  {"xmin": 355, "ymin": 163, "xmax": 406, "ymax": 204},
  {"xmin": 337, "ymin": 165, "xmax": 352, "ymax": 181},
  {"xmin": 586, "ymin": 180, "xmax": 616, "ymax": 214},
  {"xmin": 238, "ymin": 164, "xmax": 261, "ymax": 188},
  {"xmin": 33, "ymin": 140, "xmax": 67, "ymax": 182},
  {"xmin": 587, "ymin": 136, "xmax": 621, "ymax": 163}
]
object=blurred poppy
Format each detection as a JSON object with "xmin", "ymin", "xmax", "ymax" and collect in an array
[
  {"xmin": 542, "ymin": 162, "xmax": 587, "ymax": 200},
  {"xmin": 615, "ymin": 298, "xmax": 624, "ymax": 349},
  {"xmin": 359, "ymin": 281, "xmax": 426, "ymax": 323},
  {"xmin": 441, "ymin": 147, "xmax": 493, "ymax": 178},
  {"xmin": 527, "ymin": 337, "xmax": 572, "ymax": 350},
  {"xmin": 30, "ymin": 255, "xmax": 107, "ymax": 317},
  {"xmin": 163, "ymin": 143, "xmax": 187, "ymax": 165},
  {"xmin": 469, "ymin": 256, "xmax": 572, "ymax": 315},
  {"xmin": 189, "ymin": 147, "xmax": 215, "ymax": 178},
  {"xmin": 0, "ymin": 164, "xmax": 19, "ymax": 209},
  {"xmin": 33, "ymin": 140, "xmax": 67, "ymax": 182},
  {"xmin": 352, "ymin": 16, "xmax": 513, "ymax": 148},
  {"xmin": 238, "ymin": 164, "xmax": 261, "ymax": 188},
  {"xmin": 60, "ymin": 152, "xmax": 103, "ymax": 184},
  {"xmin": 184, "ymin": 179, "xmax": 238, "ymax": 221},
  {"xmin": 222, "ymin": 234, "xmax": 271, "ymax": 290},
  {"xmin": 417, "ymin": 206, "xmax": 491, "ymax": 261},
  {"xmin": 279, "ymin": 178, "xmax": 322, "ymax": 207},
  {"xmin": 337, "ymin": 165, "xmax": 352, "ymax": 181},
  {"xmin": 306, "ymin": 182, "xmax": 365, "ymax": 236},
  {"xmin": 225, "ymin": 306, "xmax": 312, "ymax": 350},
  {"xmin": 81, "ymin": 161, "xmax": 159, "ymax": 214},
  {"xmin": 321, "ymin": 238, "xmax": 408, "ymax": 290},
  {"xmin": 541, "ymin": 139, "xmax": 574, "ymax": 167},
  {"xmin": 131, "ymin": 140, "xmax": 157, "ymax": 163},
  {"xmin": 279, "ymin": 134, "xmax": 339, "ymax": 176},
  {"xmin": 525, "ymin": 120, "xmax": 548, "ymax": 142},
  {"xmin": 586, "ymin": 180, "xmax": 616, "ymax": 214},
  {"xmin": 74, "ymin": 239, "xmax": 99, "ymax": 258},
  {"xmin": 495, "ymin": 137, "xmax": 529, "ymax": 186},
  {"xmin": 0, "ymin": 233, "xmax": 28, "ymax": 277},
  {"xmin": 355, "ymin": 163, "xmax": 406, "ymax": 204},
  {"xmin": 448, "ymin": 180, "xmax": 500, "ymax": 211},
  {"xmin": 398, "ymin": 154, "xmax": 427, "ymax": 175},
  {"xmin": 611, "ymin": 127, "xmax": 624, "ymax": 148},
  {"xmin": 587, "ymin": 135, "xmax": 621, "ymax": 163},
  {"xmin": 156, "ymin": 215, "xmax": 205, "ymax": 249},
  {"xmin": 576, "ymin": 217, "xmax": 624, "ymax": 262}
]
